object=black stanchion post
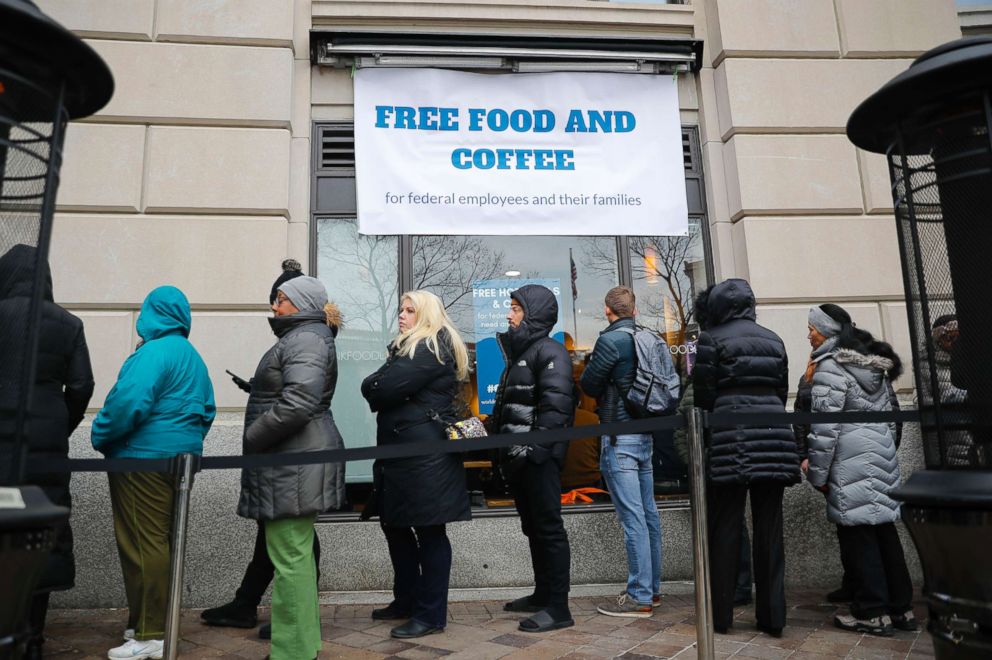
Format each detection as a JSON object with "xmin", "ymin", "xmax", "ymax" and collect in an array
[
  {"xmin": 164, "ymin": 454, "xmax": 197, "ymax": 660},
  {"xmin": 687, "ymin": 407, "xmax": 714, "ymax": 660}
]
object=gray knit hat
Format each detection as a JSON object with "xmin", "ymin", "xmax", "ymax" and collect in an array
[
  {"xmin": 278, "ymin": 276, "xmax": 328, "ymax": 313},
  {"xmin": 808, "ymin": 306, "xmax": 842, "ymax": 338}
]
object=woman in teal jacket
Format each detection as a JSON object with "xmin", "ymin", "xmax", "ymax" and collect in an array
[{"xmin": 92, "ymin": 285, "xmax": 215, "ymax": 660}]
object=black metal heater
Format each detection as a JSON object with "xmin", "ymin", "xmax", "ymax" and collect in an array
[
  {"xmin": 848, "ymin": 37, "xmax": 992, "ymax": 659},
  {"xmin": 0, "ymin": 1, "xmax": 112, "ymax": 657}
]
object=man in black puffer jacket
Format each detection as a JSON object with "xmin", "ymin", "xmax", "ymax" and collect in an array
[
  {"xmin": 693, "ymin": 278, "xmax": 799, "ymax": 637},
  {"xmin": 492, "ymin": 284, "xmax": 576, "ymax": 633}
]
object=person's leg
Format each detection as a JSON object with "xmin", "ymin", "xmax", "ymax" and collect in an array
[
  {"xmin": 25, "ymin": 592, "xmax": 50, "ymax": 656},
  {"xmin": 600, "ymin": 435, "xmax": 654, "ymax": 605},
  {"xmin": 509, "ymin": 466, "xmax": 549, "ymax": 607},
  {"xmin": 876, "ymin": 523, "xmax": 914, "ymax": 616},
  {"xmin": 638, "ymin": 436, "xmax": 663, "ymax": 602},
  {"xmin": 749, "ymin": 483, "xmax": 786, "ymax": 632},
  {"xmin": 266, "ymin": 515, "xmax": 321, "ymax": 660},
  {"xmin": 410, "ymin": 525, "xmax": 452, "ymax": 629},
  {"xmin": 837, "ymin": 525, "xmax": 888, "ymax": 619},
  {"xmin": 707, "ymin": 482, "xmax": 746, "ymax": 631},
  {"xmin": 233, "ymin": 522, "xmax": 274, "ymax": 607},
  {"xmin": 523, "ymin": 460, "xmax": 571, "ymax": 621},
  {"xmin": 381, "ymin": 525, "xmax": 418, "ymax": 614},
  {"xmin": 109, "ymin": 471, "xmax": 174, "ymax": 642},
  {"xmin": 735, "ymin": 522, "xmax": 753, "ymax": 604}
]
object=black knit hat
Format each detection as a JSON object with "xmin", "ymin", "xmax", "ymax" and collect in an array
[{"xmin": 269, "ymin": 258, "xmax": 304, "ymax": 304}]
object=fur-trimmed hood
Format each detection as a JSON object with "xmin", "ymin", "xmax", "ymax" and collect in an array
[
  {"xmin": 324, "ymin": 302, "xmax": 342, "ymax": 336},
  {"xmin": 832, "ymin": 347, "xmax": 893, "ymax": 393}
]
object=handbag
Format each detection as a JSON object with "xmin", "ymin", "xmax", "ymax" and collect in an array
[{"xmin": 443, "ymin": 416, "xmax": 488, "ymax": 441}]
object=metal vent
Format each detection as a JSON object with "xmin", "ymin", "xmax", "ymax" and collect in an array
[
  {"xmin": 319, "ymin": 125, "xmax": 355, "ymax": 170},
  {"xmin": 681, "ymin": 129, "xmax": 698, "ymax": 173}
]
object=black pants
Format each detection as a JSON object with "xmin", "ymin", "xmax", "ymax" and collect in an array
[
  {"xmin": 836, "ymin": 523, "xmax": 913, "ymax": 619},
  {"xmin": 708, "ymin": 482, "xmax": 786, "ymax": 631},
  {"xmin": 509, "ymin": 459, "xmax": 571, "ymax": 613},
  {"xmin": 235, "ymin": 521, "xmax": 321, "ymax": 606},
  {"xmin": 382, "ymin": 524, "xmax": 452, "ymax": 628},
  {"xmin": 836, "ymin": 524, "xmax": 857, "ymax": 594},
  {"xmin": 736, "ymin": 522, "xmax": 752, "ymax": 601}
]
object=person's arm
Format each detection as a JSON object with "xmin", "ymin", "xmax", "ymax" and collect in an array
[
  {"xmin": 533, "ymin": 342, "xmax": 577, "ymax": 431},
  {"xmin": 692, "ymin": 331, "xmax": 719, "ymax": 412},
  {"xmin": 244, "ymin": 333, "xmax": 329, "ymax": 454},
  {"xmin": 91, "ymin": 349, "xmax": 162, "ymax": 455},
  {"xmin": 362, "ymin": 343, "xmax": 442, "ymax": 410},
  {"xmin": 777, "ymin": 347, "xmax": 790, "ymax": 406},
  {"xmin": 886, "ymin": 379, "xmax": 903, "ymax": 448},
  {"xmin": 65, "ymin": 323, "xmax": 95, "ymax": 434},
  {"xmin": 578, "ymin": 334, "xmax": 618, "ymax": 398},
  {"xmin": 806, "ymin": 364, "xmax": 847, "ymax": 490},
  {"xmin": 673, "ymin": 373, "xmax": 693, "ymax": 465}
]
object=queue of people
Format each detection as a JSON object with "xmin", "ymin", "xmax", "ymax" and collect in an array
[{"xmin": 7, "ymin": 248, "xmax": 926, "ymax": 658}]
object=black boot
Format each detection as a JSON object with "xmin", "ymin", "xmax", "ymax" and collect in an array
[{"xmin": 200, "ymin": 599, "xmax": 258, "ymax": 628}]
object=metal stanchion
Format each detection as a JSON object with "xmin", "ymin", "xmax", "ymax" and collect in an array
[
  {"xmin": 687, "ymin": 407, "xmax": 715, "ymax": 660},
  {"xmin": 163, "ymin": 453, "xmax": 197, "ymax": 660}
]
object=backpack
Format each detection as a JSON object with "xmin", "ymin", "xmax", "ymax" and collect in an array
[{"xmin": 617, "ymin": 326, "xmax": 681, "ymax": 417}]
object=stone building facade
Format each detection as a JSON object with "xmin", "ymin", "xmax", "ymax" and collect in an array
[{"xmin": 34, "ymin": 0, "xmax": 962, "ymax": 608}]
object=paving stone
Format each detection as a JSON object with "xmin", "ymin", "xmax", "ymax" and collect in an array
[
  {"xmin": 489, "ymin": 633, "xmax": 540, "ymax": 648},
  {"xmin": 629, "ymin": 639, "xmax": 692, "ymax": 658}
]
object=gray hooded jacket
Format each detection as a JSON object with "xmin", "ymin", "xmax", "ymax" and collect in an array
[
  {"xmin": 238, "ymin": 303, "xmax": 345, "ymax": 521},
  {"xmin": 807, "ymin": 347, "xmax": 901, "ymax": 526}
]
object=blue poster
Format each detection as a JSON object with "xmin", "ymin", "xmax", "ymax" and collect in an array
[{"xmin": 472, "ymin": 278, "xmax": 566, "ymax": 415}]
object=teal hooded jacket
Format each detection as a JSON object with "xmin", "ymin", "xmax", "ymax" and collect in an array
[{"xmin": 92, "ymin": 286, "xmax": 216, "ymax": 458}]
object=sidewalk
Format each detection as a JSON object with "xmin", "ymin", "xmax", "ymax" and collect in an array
[{"xmin": 43, "ymin": 588, "xmax": 934, "ymax": 660}]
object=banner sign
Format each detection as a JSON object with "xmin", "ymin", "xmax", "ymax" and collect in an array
[
  {"xmin": 472, "ymin": 278, "xmax": 565, "ymax": 415},
  {"xmin": 354, "ymin": 68, "xmax": 688, "ymax": 236}
]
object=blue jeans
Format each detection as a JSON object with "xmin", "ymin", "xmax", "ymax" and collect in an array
[{"xmin": 600, "ymin": 434, "xmax": 662, "ymax": 605}]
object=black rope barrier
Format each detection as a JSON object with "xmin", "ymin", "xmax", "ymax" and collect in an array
[{"xmin": 23, "ymin": 408, "xmax": 948, "ymax": 476}]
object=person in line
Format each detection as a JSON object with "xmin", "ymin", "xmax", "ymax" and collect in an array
[
  {"xmin": 805, "ymin": 304, "xmax": 917, "ymax": 636},
  {"xmin": 200, "ymin": 259, "xmax": 322, "ymax": 641},
  {"xmin": 360, "ymin": 291, "xmax": 472, "ymax": 639},
  {"xmin": 578, "ymin": 286, "xmax": 661, "ymax": 618},
  {"xmin": 237, "ymin": 276, "xmax": 345, "ymax": 660},
  {"xmin": 0, "ymin": 245, "xmax": 95, "ymax": 660},
  {"xmin": 492, "ymin": 284, "xmax": 576, "ymax": 633},
  {"xmin": 918, "ymin": 314, "xmax": 976, "ymax": 466},
  {"xmin": 693, "ymin": 278, "xmax": 799, "ymax": 637},
  {"xmin": 91, "ymin": 286, "xmax": 215, "ymax": 660}
]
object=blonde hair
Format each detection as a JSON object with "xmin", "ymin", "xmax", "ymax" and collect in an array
[{"xmin": 393, "ymin": 290, "xmax": 469, "ymax": 381}]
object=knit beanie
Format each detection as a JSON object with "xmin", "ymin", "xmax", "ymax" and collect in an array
[
  {"xmin": 808, "ymin": 305, "xmax": 842, "ymax": 338},
  {"xmin": 277, "ymin": 276, "xmax": 328, "ymax": 313},
  {"xmin": 269, "ymin": 258, "xmax": 303, "ymax": 305}
]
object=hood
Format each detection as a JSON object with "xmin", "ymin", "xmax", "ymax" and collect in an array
[
  {"xmin": 324, "ymin": 302, "xmax": 341, "ymax": 337},
  {"xmin": 833, "ymin": 347, "xmax": 893, "ymax": 393},
  {"xmin": 701, "ymin": 279, "xmax": 756, "ymax": 326},
  {"xmin": 499, "ymin": 284, "xmax": 558, "ymax": 358},
  {"xmin": 136, "ymin": 286, "xmax": 192, "ymax": 342},
  {"xmin": 268, "ymin": 309, "xmax": 329, "ymax": 338},
  {"xmin": 0, "ymin": 244, "xmax": 53, "ymax": 302}
]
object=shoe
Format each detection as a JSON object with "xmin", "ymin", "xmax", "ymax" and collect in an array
[
  {"xmin": 597, "ymin": 593, "xmax": 653, "ymax": 618},
  {"xmin": 123, "ymin": 629, "xmax": 135, "ymax": 642},
  {"xmin": 891, "ymin": 611, "xmax": 920, "ymax": 632},
  {"xmin": 652, "ymin": 594, "xmax": 662, "ymax": 607},
  {"xmin": 107, "ymin": 638, "xmax": 164, "ymax": 659},
  {"xmin": 24, "ymin": 638, "xmax": 43, "ymax": 660},
  {"xmin": 258, "ymin": 623, "xmax": 271, "ymax": 640},
  {"xmin": 503, "ymin": 595, "xmax": 544, "ymax": 613},
  {"xmin": 826, "ymin": 587, "xmax": 854, "ymax": 604},
  {"xmin": 756, "ymin": 623, "xmax": 783, "ymax": 638},
  {"xmin": 390, "ymin": 619, "xmax": 444, "ymax": 639},
  {"xmin": 200, "ymin": 599, "xmax": 258, "ymax": 628},
  {"xmin": 518, "ymin": 609, "xmax": 575, "ymax": 633},
  {"xmin": 372, "ymin": 603, "xmax": 412, "ymax": 620},
  {"xmin": 834, "ymin": 614, "xmax": 893, "ymax": 637},
  {"xmin": 714, "ymin": 625, "xmax": 730, "ymax": 634}
]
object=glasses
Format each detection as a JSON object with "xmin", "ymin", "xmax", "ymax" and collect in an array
[{"xmin": 275, "ymin": 294, "xmax": 291, "ymax": 305}]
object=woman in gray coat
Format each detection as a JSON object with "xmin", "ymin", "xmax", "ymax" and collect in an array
[
  {"xmin": 238, "ymin": 276, "xmax": 345, "ymax": 660},
  {"xmin": 805, "ymin": 304, "xmax": 916, "ymax": 638}
]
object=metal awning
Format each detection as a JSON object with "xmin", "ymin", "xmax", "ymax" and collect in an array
[{"xmin": 311, "ymin": 31, "xmax": 703, "ymax": 74}]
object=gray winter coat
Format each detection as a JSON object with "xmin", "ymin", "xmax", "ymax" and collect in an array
[
  {"xmin": 807, "ymin": 348, "xmax": 901, "ymax": 526},
  {"xmin": 238, "ymin": 310, "xmax": 345, "ymax": 521}
]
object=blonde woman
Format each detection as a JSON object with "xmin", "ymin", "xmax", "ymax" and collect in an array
[{"xmin": 361, "ymin": 291, "xmax": 471, "ymax": 639}]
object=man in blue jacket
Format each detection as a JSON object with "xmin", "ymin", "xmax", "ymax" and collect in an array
[
  {"xmin": 579, "ymin": 286, "xmax": 661, "ymax": 618},
  {"xmin": 92, "ymin": 285, "xmax": 215, "ymax": 660}
]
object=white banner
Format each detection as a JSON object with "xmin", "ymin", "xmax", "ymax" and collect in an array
[{"xmin": 353, "ymin": 68, "xmax": 688, "ymax": 236}]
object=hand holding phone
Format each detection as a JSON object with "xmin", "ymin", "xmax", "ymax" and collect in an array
[{"xmin": 226, "ymin": 369, "xmax": 252, "ymax": 394}]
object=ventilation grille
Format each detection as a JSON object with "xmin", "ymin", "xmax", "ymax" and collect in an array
[
  {"xmin": 682, "ymin": 128, "xmax": 699, "ymax": 173},
  {"xmin": 319, "ymin": 125, "xmax": 355, "ymax": 170}
]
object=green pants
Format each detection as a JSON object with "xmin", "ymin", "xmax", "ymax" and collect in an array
[
  {"xmin": 108, "ymin": 471, "xmax": 174, "ymax": 641},
  {"xmin": 266, "ymin": 515, "xmax": 321, "ymax": 660}
]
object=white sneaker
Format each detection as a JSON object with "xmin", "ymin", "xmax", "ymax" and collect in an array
[
  {"xmin": 107, "ymin": 638, "xmax": 163, "ymax": 659},
  {"xmin": 123, "ymin": 629, "xmax": 135, "ymax": 641}
]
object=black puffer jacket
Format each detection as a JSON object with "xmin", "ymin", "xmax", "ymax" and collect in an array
[
  {"xmin": 0, "ymin": 245, "xmax": 94, "ymax": 591},
  {"xmin": 361, "ymin": 330, "xmax": 471, "ymax": 527},
  {"xmin": 491, "ymin": 284, "xmax": 576, "ymax": 465},
  {"xmin": 693, "ymin": 279, "xmax": 799, "ymax": 485},
  {"xmin": 238, "ymin": 309, "xmax": 345, "ymax": 521}
]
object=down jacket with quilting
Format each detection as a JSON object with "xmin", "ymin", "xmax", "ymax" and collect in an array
[
  {"xmin": 807, "ymin": 348, "xmax": 901, "ymax": 526},
  {"xmin": 693, "ymin": 279, "xmax": 799, "ymax": 485},
  {"xmin": 238, "ymin": 309, "xmax": 345, "ymax": 521}
]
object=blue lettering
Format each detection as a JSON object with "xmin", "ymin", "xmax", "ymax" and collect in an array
[
  {"xmin": 509, "ymin": 110, "xmax": 532, "ymax": 132},
  {"xmin": 474, "ymin": 149, "xmax": 496, "ymax": 169},
  {"xmin": 394, "ymin": 106, "xmax": 416, "ymax": 129},
  {"xmin": 439, "ymin": 107, "xmax": 459, "ymax": 131},
  {"xmin": 451, "ymin": 148, "xmax": 472, "ymax": 169},
  {"xmin": 534, "ymin": 149, "xmax": 554, "ymax": 169},
  {"xmin": 533, "ymin": 110, "xmax": 555, "ymax": 132},
  {"xmin": 564, "ymin": 110, "xmax": 587, "ymax": 133},
  {"xmin": 588, "ymin": 110, "xmax": 613, "ymax": 133},
  {"xmin": 555, "ymin": 150, "xmax": 575, "ymax": 170},
  {"xmin": 468, "ymin": 108, "xmax": 486, "ymax": 131},
  {"xmin": 374, "ymin": 105, "xmax": 393, "ymax": 128},
  {"xmin": 417, "ymin": 106, "xmax": 439, "ymax": 130},
  {"xmin": 487, "ymin": 109, "xmax": 509, "ymax": 132},
  {"xmin": 615, "ymin": 111, "xmax": 636, "ymax": 132}
]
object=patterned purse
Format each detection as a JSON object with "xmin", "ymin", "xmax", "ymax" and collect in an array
[{"xmin": 444, "ymin": 416, "xmax": 488, "ymax": 441}]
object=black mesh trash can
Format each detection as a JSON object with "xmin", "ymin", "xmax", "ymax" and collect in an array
[
  {"xmin": 848, "ymin": 37, "xmax": 992, "ymax": 659},
  {"xmin": 0, "ymin": 1, "xmax": 112, "ymax": 657}
]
